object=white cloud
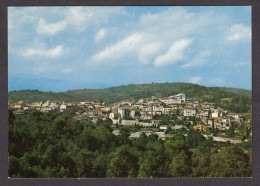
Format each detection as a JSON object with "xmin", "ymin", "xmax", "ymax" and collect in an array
[
  {"xmin": 154, "ymin": 39, "xmax": 193, "ymax": 67},
  {"xmin": 140, "ymin": 8, "xmax": 193, "ymax": 28},
  {"xmin": 63, "ymin": 68, "xmax": 73, "ymax": 73},
  {"xmin": 139, "ymin": 7, "xmax": 212, "ymax": 39},
  {"xmin": 95, "ymin": 29, "xmax": 106, "ymax": 43},
  {"xmin": 89, "ymin": 7, "xmax": 214, "ymax": 67},
  {"xmin": 228, "ymin": 24, "xmax": 251, "ymax": 41},
  {"xmin": 138, "ymin": 42, "xmax": 162, "ymax": 64},
  {"xmin": 207, "ymin": 78, "xmax": 223, "ymax": 86},
  {"xmin": 23, "ymin": 45, "xmax": 64, "ymax": 58},
  {"xmin": 64, "ymin": 7, "xmax": 126, "ymax": 32},
  {"xmin": 64, "ymin": 7, "xmax": 89, "ymax": 31},
  {"xmin": 8, "ymin": 7, "xmax": 37, "ymax": 30},
  {"xmin": 189, "ymin": 76, "xmax": 201, "ymax": 84},
  {"xmin": 91, "ymin": 33, "xmax": 144, "ymax": 63},
  {"xmin": 233, "ymin": 61, "xmax": 250, "ymax": 67},
  {"xmin": 182, "ymin": 51, "xmax": 210, "ymax": 68},
  {"xmin": 33, "ymin": 62, "xmax": 53, "ymax": 74},
  {"xmin": 36, "ymin": 18, "xmax": 67, "ymax": 35}
]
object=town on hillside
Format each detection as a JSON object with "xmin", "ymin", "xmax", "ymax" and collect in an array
[{"xmin": 9, "ymin": 93, "xmax": 251, "ymax": 143}]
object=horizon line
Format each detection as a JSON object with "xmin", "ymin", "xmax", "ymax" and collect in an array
[{"xmin": 8, "ymin": 82, "xmax": 252, "ymax": 93}]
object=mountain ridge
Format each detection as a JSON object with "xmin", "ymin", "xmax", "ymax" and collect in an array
[{"xmin": 8, "ymin": 82, "xmax": 251, "ymax": 113}]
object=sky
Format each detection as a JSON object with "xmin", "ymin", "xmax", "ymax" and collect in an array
[{"xmin": 8, "ymin": 6, "xmax": 252, "ymax": 92}]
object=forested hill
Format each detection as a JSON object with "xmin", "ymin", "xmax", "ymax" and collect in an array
[
  {"xmin": 8, "ymin": 82, "xmax": 252, "ymax": 113},
  {"xmin": 218, "ymin": 87, "xmax": 251, "ymax": 97}
]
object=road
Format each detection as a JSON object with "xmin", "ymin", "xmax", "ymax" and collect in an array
[{"xmin": 203, "ymin": 135, "xmax": 242, "ymax": 144}]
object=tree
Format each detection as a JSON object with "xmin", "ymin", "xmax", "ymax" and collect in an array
[
  {"xmin": 169, "ymin": 150, "xmax": 192, "ymax": 177},
  {"xmin": 186, "ymin": 128, "xmax": 206, "ymax": 149},
  {"xmin": 137, "ymin": 146, "xmax": 166, "ymax": 178},
  {"xmin": 146, "ymin": 133, "xmax": 159, "ymax": 142},
  {"xmin": 8, "ymin": 109, "xmax": 15, "ymax": 125},
  {"xmin": 165, "ymin": 135, "xmax": 188, "ymax": 157},
  {"xmin": 91, "ymin": 125, "xmax": 116, "ymax": 149},
  {"xmin": 107, "ymin": 145, "xmax": 139, "ymax": 178},
  {"xmin": 117, "ymin": 127, "xmax": 131, "ymax": 145},
  {"xmin": 191, "ymin": 146, "xmax": 212, "ymax": 177},
  {"xmin": 79, "ymin": 127, "xmax": 99, "ymax": 151},
  {"xmin": 8, "ymin": 155, "xmax": 20, "ymax": 177},
  {"xmin": 92, "ymin": 154, "xmax": 110, "ymax": 177},
  {"xmin": 138, "ymin": 159, "xmax": 154, "ymax": 178},
  {"xmin": 164, "ymin": 135, "xmax": 192, "ymax": 177},
  {"xmin": 75, "ymin": 149, "xmax": 95, "ymax": 177},
  {"xmin": 132, "ymin": 133, "xmax": 147, "ymax": 151},
  {"xmin": 210, "ymin": 146, "xmax": 251, "ymax": 177},
  {"xmin": 28, "ymin": 109, "xmax": 44, "ymax": 122},
  {"xmin": 225, "ymin": 125, "xmax": 235, "ymax": 137}
]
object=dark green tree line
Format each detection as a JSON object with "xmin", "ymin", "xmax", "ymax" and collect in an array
[{"xmin": 8, "ymin": 109, "xmax": 251, "ymax": 178}]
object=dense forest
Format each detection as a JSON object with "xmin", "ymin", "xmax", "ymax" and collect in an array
[
  {"xmin": 9, "ymin": 108, "xmax": 251, "ymax": 178},
  {"xmin": 8, "ymin": 82, "xmax": 252, "ymax": 113}
]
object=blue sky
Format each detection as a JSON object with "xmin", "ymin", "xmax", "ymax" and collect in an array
[{"xmin": 8, "ymin": 6, "xmax": 251, "ymax": 92}]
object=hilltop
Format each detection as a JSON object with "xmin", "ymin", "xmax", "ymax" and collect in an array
[
  {"xmin": 8, "ymin": 82, "xmax": 190, "ymax": 103},
  {"xmin": 218, "ymin": 87, "xmax": 251, "ymax": 97}
]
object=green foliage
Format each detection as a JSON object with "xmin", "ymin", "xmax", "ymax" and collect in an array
[
  {"xmin": 186, "ymin": 128, "xmax": 207, "ymax": 149},
  {"xmin": 132, "ymin": 133, "xmax": 147, "ymax": 151},
  {"xmin": 219, "ymin": 87, "xmax": 251, "ymax": 97},
  {"xmin": 123, "ymin": 115, "xmax": 134, "ymax": 120},
  {"xmin": 225, "ymin": 125, "xmax": 235, "ymax": 137},
  {"xmin": 8, "ymin": 155, "xmax": 21, "ymax": 177},
  {"xmin": 138, "ymin": 160, "xmax": 154, "ymax": 178},
  {"xmin": 92, "ymin": 154, "xmax": 109, "ymax": 177},
  {"xmin": 75, "ymin": 149, "xmax": 95, "ymax": 177},
  {"xmin": 153, "ymin": 114, "xmax": 172, "ymax": 125},
  {"xmin": 191, "ymin": 147, "xmax": 212, "ymax": 177},
  {"xmin": 8, "ymin": 109, "xmax": 252, "ymax": 178},
  {"xmin": 118, "ymin": 126, "xmax": 131, "ymax": 145},
  {"xmin": 107, "ymin": 145, "xmax": 139, "ymax": 178},
  {"xmin": 169, "ymin": 150, "xmax": 192, "ymax": 177},
  {"xmin": 210, "ymin": 146, "xmax": 251, "ymax": 177},
  {"xmin": 92, "ymin": 125, "xmax": 115, "ymax": 147},
  {"xmin": 137, "ymin": 139, "xmax": 167, "ymax": 177}
]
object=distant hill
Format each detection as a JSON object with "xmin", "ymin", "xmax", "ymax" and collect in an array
[
  {"xmin": 8, "ymin": 82, "xmax": 252, "ymax": 113},
  {"xmin": 8, "ymin": 82, "xmax": 191, "ymax": 103},
  {"xmin": 218, "ymin": 87, "xmax": 251, "ymax": 97},
  {"xmin": 8, "ymin": 76, "xmax": 111, "ymax": 92}
]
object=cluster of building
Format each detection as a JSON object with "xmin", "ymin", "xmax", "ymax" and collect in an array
[
  {"xmin": 9, "ymin": 93, "xmax": 251, "ymax": 139},
  {"xmin": 9, "ymin": 100, "xmax": 67, "ymax": 113}
]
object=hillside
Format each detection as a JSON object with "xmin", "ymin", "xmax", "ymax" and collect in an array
[
  {"xmin": 8, "ymin": 82, "xmax": 252, "ymax": 113},
  {"xmin": 8, "ymin": 82, "xmax": 191, "ymax": 103},
  {"xmin": 218, "ymin": 87, "xmax": 251, "ymax": 97}
]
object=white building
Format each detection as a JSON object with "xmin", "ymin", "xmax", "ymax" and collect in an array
[
  {"xmin": 50, "ymin": 101, "xmax": 60, "ymax": 108},
  {"xmin": 42, "ymin": 100, "xmax": 51, "ymax": 107},
  {"xmin": 151, "ymin": 120, "xmax": 162, "ymax": 127},
  {"xmin": 130, "ymin": 109, "xmax": 136, "ymax": 118},
  {"xmin": 183, "ymin": 107, "xmax": 196, "ymax": 117},
  {"xmin": 31, "ymin": 102, "xmax": 42, "ymax": 107},
  {"xmin": 211, "ymin": 112, "xmax": 219, "ymax": 118},
  {"xmin": 160, "ymin": 125, "xmax": 169, "ymax": 130},
  {"xmin": 169, "ymin": 93, "xmax": 186, "ymax": 104},
  {"xmin": 60, "ymin": 104, "xmax": 67, "ymax": 112},
  {"xmin": 121, "ymin": 120, "xmax": 137, "ymax": 126},
  {"xmin": 109, "ymin": 112, "xmax": 121, "ymax": 120},
  {"xmin": 14, "ymin": 103, "xmax": 22, "ymax": 109},
  {"xmin": 129, "ymin": 132, "xmax": 142, "ymax": 139},
  {"xmin": 118, "ymin": 108, "xmax": 126, "ymax": 118},
  {"xmin": 41, "ymin": 106, "xmax": 52, "ymax": 112}
]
